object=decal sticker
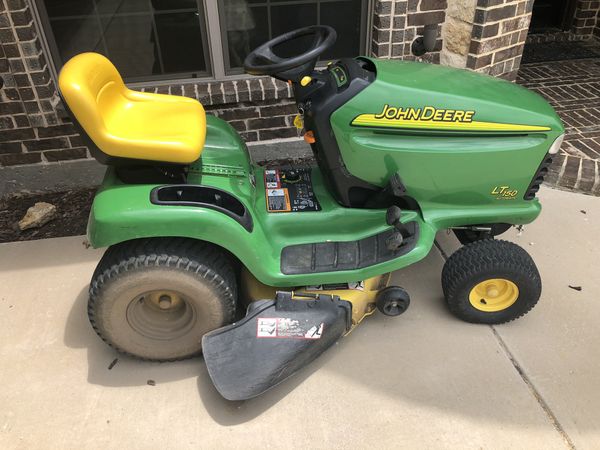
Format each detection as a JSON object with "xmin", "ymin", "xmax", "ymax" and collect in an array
[
  {"xmin": 264, "ymin": 168, "xmax": 321, "ymax": 213},
  {"xmin": 257, "ymin": 317, "xmax": 324, "ymax": 339},
  {"xmin": 351, "ymin": 104, "xmax": 551, "ymax": 133},
  {"xmin": 491, "ymin": 186, "xmax": 518, "ymax": 199}
]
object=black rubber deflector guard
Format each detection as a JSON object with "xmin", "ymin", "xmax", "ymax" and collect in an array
[{"xmin": 202, "ymin": 292, "xmax": 352, "ymax": 401}]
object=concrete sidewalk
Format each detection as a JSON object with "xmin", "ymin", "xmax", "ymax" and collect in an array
[{"xmin": 0, "ymin": 186, "xmax": 599, "ymax": 449}]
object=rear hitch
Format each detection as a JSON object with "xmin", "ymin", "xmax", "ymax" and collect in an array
[{"xmin": 202, "ymin": 291, "xmax": 352, "ymax": 401}]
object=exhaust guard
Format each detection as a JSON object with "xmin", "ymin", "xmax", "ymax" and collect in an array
[{"xmin": 202, "ymin": 292, "xmax": 352, "ymax": 401}]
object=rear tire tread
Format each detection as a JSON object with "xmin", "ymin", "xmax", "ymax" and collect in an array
[{"xmin": 88, "ymin": 238, "xmax": 237, "ymax": 362}]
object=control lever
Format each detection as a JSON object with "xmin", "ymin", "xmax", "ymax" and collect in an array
[{"xmin": 386, "ymin": 206, "xmax": 410, "ymax": 238}]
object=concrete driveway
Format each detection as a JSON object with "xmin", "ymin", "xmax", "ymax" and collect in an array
[{"xmin": 0, "ymin": 186, "xmax": 598, "ymax": 449}]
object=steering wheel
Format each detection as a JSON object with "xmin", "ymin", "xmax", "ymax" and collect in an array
[{"xmin": 244, "ymin": 25, "xmax": 337, "ymax": 81}]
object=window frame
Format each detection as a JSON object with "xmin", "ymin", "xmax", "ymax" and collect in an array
[{"xmin": 31, "ymin": 0, "xmax": 373, "ymax": 88}]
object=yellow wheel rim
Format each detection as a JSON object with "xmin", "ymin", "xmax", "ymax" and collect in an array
[{"xmin": 468, "ymin": 278, "xmax": 519, "ymax": 312}]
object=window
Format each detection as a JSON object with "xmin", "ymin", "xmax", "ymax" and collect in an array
[
  {"xmin": 218, "ymin": 0, "xmax": 367, "ymax": 75},
  {"xmin": 36, "ymin": 0, "xmax": 370, "ymax": 83}
]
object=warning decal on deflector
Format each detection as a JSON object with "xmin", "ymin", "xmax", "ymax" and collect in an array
[{"xmin": 256, "ymin": 317, "xmax": 324, "ymax": 339}]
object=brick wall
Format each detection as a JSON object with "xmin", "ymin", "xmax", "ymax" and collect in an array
[
  {"xmin": 371, "ymin": 0, "xmax": 445, "ymax": 62},
  {"xmin": 0, "ymin": 0, "xmax": 298, "ymax": 169},
  {"xmin": 572, "ymin": 0, "xmax": 600, "ymax": 37},
  {"xmin": 595, "ymin": 6, "xmax": 600, "ymax": 38},
  {"xmin": 466, "ymin": 0, "xmax": 533, "ymax": 81}
]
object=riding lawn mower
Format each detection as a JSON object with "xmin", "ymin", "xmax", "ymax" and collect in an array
[{"xmin": 57, "ymin": 26, "xmax": 564, "ymax": 401}]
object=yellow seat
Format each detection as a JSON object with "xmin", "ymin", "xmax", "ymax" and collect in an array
[{"xmin": 58, "ymin": 52, "xmax": 206, "ymax": 164}]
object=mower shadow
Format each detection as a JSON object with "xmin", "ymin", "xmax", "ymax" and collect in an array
[
  {"xmin": 196, "ymin": 338, "xmax": 345, "ymax": 425},
  {"xmin": 63, "ymin": 284, "xmax": 344, "ymax": 420}
]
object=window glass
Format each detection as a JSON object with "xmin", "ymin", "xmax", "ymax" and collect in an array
[
  {"xmin": 40, "ymin": 0, "xmax": 211, "ymax": 81},
  {"xmin": 218, "ymin": 0, "xmax": 366, "ymax": 74}
]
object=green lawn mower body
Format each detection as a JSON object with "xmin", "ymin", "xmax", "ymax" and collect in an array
[{"xmin": 88, "ymin": 57, "xmax": 563, "ymax": 288}]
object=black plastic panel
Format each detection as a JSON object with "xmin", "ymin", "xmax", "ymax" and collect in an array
[
  {"xmin": 281, "ymin": 221, "xmax": 418, "ymax": 274},
  {"xmin": 150, "ymin": 185, "xmax": 253, "ymax": 231},
  {"xmin": 524, "ymin": 153, "xmax": 553, "ymax": 200}
]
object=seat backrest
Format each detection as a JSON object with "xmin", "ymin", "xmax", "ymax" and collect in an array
[{"xmin": 58, "ymin": 52, "xmax": 124, "ymax": 162}]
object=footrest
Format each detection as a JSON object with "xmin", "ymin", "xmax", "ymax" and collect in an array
[{"xmin": 281, "ymin": 221, "xmax": 419, "ymax": 275}]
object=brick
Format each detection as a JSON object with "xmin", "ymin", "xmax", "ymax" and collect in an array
[
  {"xmin": 3, "ymin": 43, "xmax": 20, "ymax": 58},
  {"xmin": 234, "ymin": 82, "xmax": 251, "ymax": 103},
  {"xmin": 578, "ymin": 158, "xmax": 596, "ymax": 191},
  {"xmin": 17, "ymin": 87, "xmax": 34, "ymax": 101},
  {"xmin": 222, "ymin": 82, "xmax": 237, "ymax": 104},
  {"xmin": 7, "ymin": 0, "xmax": 28, "ymax": 9},
  {"xmin": 372, "ymin": 28, "xmax": 390, "ymax": 43},
  {"xmin": 0, "ymin": 12, "xmax": 9, "ymax": 28},
  {"xmin": 0, "ymin": 142, "xmax": 21, "ymax": 154},
  {"xmin": 0, "ymin": 151, "xmax": 40, "ymax": 166},
  {"xmin": 247, "ymin": 117, "xmax": 287, "ymax": 130},
  {"xmin": 68, "ymin": 135, "xmax": 84, "ymax": 147},
  {"xmin": 35, "ymin": 84, "xmax": 54, "ymax": 99},
  {"xmin": 239, "ymin": 131, "xmax": 258, "ymax": 143},
  {"xmin": 13, "ymin": 73, "xmax": 29, "ymax": 87},
  {"xmin": 258, "ymin": 128, "xmax": 297, "ymax": 140},
  {"xmin": 0, "ymin": 116, "xmax": 14, "ymax": 129},
  {"xmin": 10, "ymin": 8, "xmax": 32, "ymax": 26},
  {"xmin": 228, "ymin": 120, "xmax": 246, "ymax": 132},
  {"xmin": 15, "ymin": 24, "xmax": 35, "ymax": 41},
  {"xmin": 493, "ymin": 44, "xmax": 524, "ymax": 64},
  {"xmin": 0, "ymin": 127, "xmax": 33, "ymax": 142},
  {"xmin": 374, "ymin": 0, "xmax": 392, "ymax": 15},
  {"xmin": 420, "ymin": 0, "xmax": 447, "ymax": 11},
  {"xmin": 0, "ymin": 28, "xmax": 16, "ymax": 43},
  {"xmin": 43, "ymin": 147, "xmax": 88, "ymax": 162},
  {"xmin": 218, "ymin": 107, "xmax": 259, "ymax": 121},
  {"xmin": 407, "ymin": 11, "xmax": 445, "ymax": 27},
  {"xmin": 472, "ymin": 23, "xmax": 500, "ymax": 39},
  {"xmin": 259, "ymin": 103, "xmax": 298, "ymax": 118},
  {"xmin": 477, "ymin": 0, "xmax": 503, "ymax": 7},
  {"xmin": 560, "ymin": 155, "xmax": 580, "ymax": 189},
  {"xmin": 13, "ymin": 114, "xmax": 29, "ymax": 127},
  {"xmin": 23, "ymin": 137, "xmax": 69, "ymax": 151},
  {"xmin": 373, "ymin": 14, "xmax": 391, "ymax": 29},
  {"xmin": 0, "ymin": 101, "xmax": 24, "ymax": 115}
]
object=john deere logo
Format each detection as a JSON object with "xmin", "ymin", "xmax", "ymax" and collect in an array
[
  {"xmin": 491, "ymin": 186, "xmax": 518, "ymax": 199},
  {"xmin": 351, "ymin": 104, "xmax": 552, "ymax": 133},
  {"xmin": 374, "ymin": 104, "xmax": 475, "ymax": 123}
]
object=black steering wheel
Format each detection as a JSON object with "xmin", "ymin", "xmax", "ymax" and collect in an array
[{"xmin": 244, "ymin": 25, "xmax": 337, "ymax": 81}]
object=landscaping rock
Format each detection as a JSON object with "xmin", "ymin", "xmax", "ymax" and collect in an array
[{"xmin": 18, "ymin": 202, "xmax": 57, "ymax": 231}]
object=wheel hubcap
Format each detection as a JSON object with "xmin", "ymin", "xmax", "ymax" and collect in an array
[
  {"xmin": 469, "ymin": 278, "xmax": 519, "ymax": 312},
  {"xmin": 126, "ymin": 289, "xmax": 197, "ymax": 340}
]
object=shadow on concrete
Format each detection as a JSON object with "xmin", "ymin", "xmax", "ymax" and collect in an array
[
  {"xmin": 59, "ymin": 246, "xmax": 557, "ymax": 429},
  {"xmin": 196, "ymin": 337, "xmax": 345, "ymax": 425}
]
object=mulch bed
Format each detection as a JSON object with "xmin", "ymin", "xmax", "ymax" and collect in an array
[
  {"xmin": 0, "ymin": 188, "xmax": 96, "ymax": 243},
  {"xmin": 0, "ymin": 157, "xmax": 316, "ymax": 244}
]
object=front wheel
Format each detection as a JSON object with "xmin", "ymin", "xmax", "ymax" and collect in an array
[
  {"xmin": 88, "ymin": 238, "xmax": 237, "ymax": 361},
  {"xmin": 441, "ymin": 239, "xmax": 541, "ymax": 324}
]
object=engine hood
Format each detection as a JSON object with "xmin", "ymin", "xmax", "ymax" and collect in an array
[{"xmin": 344, "ymin": 58, "xmax": 564, "ymax": 134}]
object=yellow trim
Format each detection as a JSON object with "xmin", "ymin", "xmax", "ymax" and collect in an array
[
  {"xmin": 351, "ymin": 114, "xmax": 551, "ymax": 133},
  {"xmin": 469, "ymin": 278, "xmax": 519, "ymax": 312},
  {"xmin": 240, "ymin": 268, "xmax": 390, "ymax": 331},
  {"xmin": 300, "ymin": 76, "xmax": 312, "ymax": 87},
  {"xmin": 58, "ymin": 52, "xmax": 206, "ymax": 164}
]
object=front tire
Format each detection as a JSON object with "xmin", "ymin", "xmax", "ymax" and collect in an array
[
  {"xmin": 88, "ymin": 238, "xmax": 237, "ymax": 361},
  {"xmin": 441, "ymin": 239, "xmax": 541, "ymax": 324}
]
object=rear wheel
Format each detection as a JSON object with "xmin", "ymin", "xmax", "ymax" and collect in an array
[
  {"xmin": 441, "ymin": 239, "xmax": 541, "ymax": 324},
  {"xmin": 88, "ymin": 238, "xmax": 237, "ymax": 361}
]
